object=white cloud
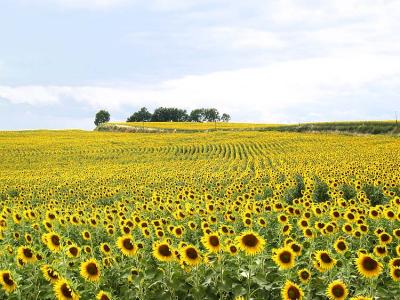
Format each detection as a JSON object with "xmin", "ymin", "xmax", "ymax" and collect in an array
[
  {"xmin": 0, "ymin": 86, "xmax": 61, "ymax": 105},
  {"xmin": 204, "ymin": 27, "xmax": 285, "ymax": 50},
  {"xmin": 1, "ymin": 54, "xmax": 399, "ymax": 123}
]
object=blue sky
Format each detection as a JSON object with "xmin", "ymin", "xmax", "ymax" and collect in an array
[{"xmin": 0, "ymin": 0, "xmax": 399, "ymax": 129}]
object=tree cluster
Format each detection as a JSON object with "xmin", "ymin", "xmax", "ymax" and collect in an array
[{"xmin": 126, "ymin": 107, "xmax": 231, "ymax": 122}]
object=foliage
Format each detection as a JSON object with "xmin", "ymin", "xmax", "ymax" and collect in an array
[
  {"xmin": 126, "ymin": 107, "xmax": 152, "ymax": 122},
  {"xmin": 94, "ymin": 110, "xmax": 110, "ymax": 126}
]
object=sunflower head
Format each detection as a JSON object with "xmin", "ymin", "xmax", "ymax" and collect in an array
[
  {"xmin": 236, "ymin": 231, "xmax": 265, "ymax": 255},
  {"xmin": 281, "ymin": 280, "xmax": 303, "ymax": 300},
  {"xmin": 152, "ymin": 241, "xmax": 175, "ymax": 262},
  {"xmin": 314, "ymin": 250, "xmax": 336, "ymax": 272},
  {"xmin": 326, "ymin": 280, "xmax": 348, "ymax": 300},
  {"xmin": 298, "ymin": 268, "xmax": 311, "ymax": 283},
  {"xmin": 117, "ymin": 234, "xmax": 137, "ymax": 256},
  {"xmin": 0, "ymin": 270, "xmax": 17, "ymax": 293},
  {"xmin": 390, "ymin": 267, "xmax": 400, "ymax": 282},
  {"xmin": 96, "ymin": 290, "xmax": 112, "ymax": 300},
  {"xmin": 272, "ymin": 247, "xmax": 296, "ymax": 270},
  {"xmin": 17, "ymin": 246, "xmax": 37, "ymax": 264},
  {"xmin": 201, "ymin": 232, "xmax": 221, "ymax": 253},
  {"xmin": 53, "ymin": 278, "xmax": 79, "ymax": 300},
  {"xmin": 355, "ymin": 253, "xmax": 382, "ymax": 279},
  {"xmin": 334, "ymin": 239, "xmax": 348, "ymax": 254},
  {"xmin": 41, "ymin": 265, "xmax": 60, "ymax": 283},
  {"xmin": 180, "ymin": 245, "xmax": 201, "ymax": 266},
  {"xmin": 80, "ymin": 259, "xmax": 101, "ymax": 282}
]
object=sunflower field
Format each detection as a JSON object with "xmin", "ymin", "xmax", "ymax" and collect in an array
[{"xmin": 0, "ymin": 129, "xmax": 400, "ymax": 300}]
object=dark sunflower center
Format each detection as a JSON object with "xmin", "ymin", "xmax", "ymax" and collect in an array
[
  {"xmin": 337, "ymin": 242, "xmax": 346, "ymax": 250},
  {"xmin": 394, "ymin": 269, "xmax": 400, "ymax": 278},
  {"xmin": 51, "ymin": 235, "xmax": 60, "ymax": 246},
  {"xmin": 86, "ymin": 263, "xmax": 99, "ymax": 275},
  {"xmin": 320, "ymin": 253, "xmax": 332, "ymax": 263},
  {"xmin": 209, "ymin": 236, "xmax": 220, "ymax": 247},
  {"xmin": 48, "ymin": 269, "xmax": 59, "ymax": 279},
  {"xmin": 291, "ymin": 244, "xmax": 300, "ymax": 252},
  {"xmin": 69, "ymin": 247, "xmax": 78, "ymax": 256},
  {"xmin": 287, "ymin": 286, "xmax": 300, "ymax": 299},
  {"xmin": 186, "ymin": 247, "xmax": 198, "ymax": 259},
  {"xmin": 61, "ymin": 283, "xmax": 73, "ymax": 298},
  {"xmin": 381, "ymin": 234, "xmax": 389, "ymax": 242},
  {"xmin": 100, "ymin": 295, "xmax": 110, "ymax": 300},
  {"xmin": 230, "ymin": 246, "xmax": 237, "ymax": 253},
  {"xmin": 300, "ymin": 271, "xmax": 309, "ymax": 280},
  {"xmin": 2, "ymin": 273, "xmax": 14, "ymax": 286},
  {"xmin": 377, "ymin": 247, "xmax": 385, "ymax": 254},
  {"xmin": 332, "ymin": 285, "xmax": 344, "ymax": 297},
  {"xmin": 280, "ymin": 251, "xmax": 291, "ymax": 263},
  {"xmin": 131, "ymin": 269, "xmax": 139, "ymax": 275},
  {"xmin": 392, "ymin": 259, "xmax": 400, "ymax": 267},
  {"xmin": 362, "ymin": 257, "xmax": 378, "ymax": 270},
  {"xmin": 158, "ymin": 244, "xmax": 172, "ymax": 257},
  {"xmin": 23, "ymin": 248, "xmax": 33, "ymax": 258},
  {"xmin": 123, "ymin": 239, "xmax": 134, "ymax": 250},
  {"xmin": 103, "ymin": 245, "xmax": 110, "ymax": 252},
  {"xmin": 242, "ymin": 234, "xmax": 258, "ymax": 247}
]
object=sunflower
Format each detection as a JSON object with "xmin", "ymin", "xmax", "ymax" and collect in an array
[
  {"xmin": 152, "ymin": 241, "xmax": 175, "ymax": 262},
  {"xmin": 334, "ymin": 239, "xmax": 348, "ymax": 254},
  {"xmin": 66, "ymin": 245, "xmax": 80, "ymax": 258},
  {"xmin": 390, "ymin": 267, "xmax": 400, "ymax": 281},
  {"xmin": 17, "ymin": 246, "xmax": 37, "ymax": 264},
  {"xmin": 236, "ymin": 231, "xmax": 265, "ymax": 255},
  {"xmin": 201, "ymin": 232, "xmax": 222, "ymax": 253},
  {"xmin": 54, "ymin": 278, "xmax": 79, "ymax": 300},
  {"xmin": 373, "ymin": 245, "xmax": 387, "ymax": 257},
  {"xmin": 0, "ymin": 270, "xmax": 17, "ymax": 293},
  {"xmin": 80, "ymin": 259, "xmax": 101, "ymax": 282},
  {"xmin": 298, "ymin": 268, "xmax": 311, "ymax": 284},
  {"xmin": 82, "ymin": 230, "xmax": 91, "ymax": 241},
  {"xmin": 180, "ymin": 245, "xmax": 201, "ymax": 266},
  {"xmin": 226, "ymin": 244, "xmax": 238, "ymax": 256},
  {"xmin": 326, "ymin": 280, "xmax": 348, "ymax": 300},
  {"xmin": 314, "ymin": 250, "xmax": 336, "ymax": 272},
  {"xmin": 45, "ymin": 232, "xmax": 62, "ymax": 252},
  {"xmin": 41, "ymin": 264, "xmax": 60, "ymax": 283},
  {"xmin": 355, "ymin": 253, "xmax": 382, "ymax": 278},
  {"xmin": 116, "ymin": 234, "xmax": 137, "ymax": 256},
  {"xmin": 281, "ymin": 280, "xmax": 303, "ymax": 300},
  {"xmin": 288, "ymin": 242, "xmax": 302, "ymax": 256},
  {"xmin": 272, "ymin": 247, "xmax": 295, "ymax": 270},
  {"xmin": 96, "ymin": 290, "xmax": 112, "ymax": 300},
  {"xmin": 389, "ymin": 257, "xmax": 400, "ymax": 269},
  {"xmin": 396, "ymin": 245, "xmax": 400, "ymax": 256},
  {"xmin": 100, "ymin": 243, "xmax": 112, "ymax": 255}
]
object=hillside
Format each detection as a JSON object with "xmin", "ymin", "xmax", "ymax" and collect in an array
[{"xmin": 96, "ymin": 120, "xmax": 400, "ymax": 135}]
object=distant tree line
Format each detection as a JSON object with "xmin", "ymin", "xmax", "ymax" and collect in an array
[{"xmin": 126, "ymin": 107, "xmax": 231, "ymax": 122}]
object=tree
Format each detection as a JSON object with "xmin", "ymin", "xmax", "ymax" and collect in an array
[
  {"xmin": 203, "ymin": 108, "xmax": 220, "ymax": 122},
  {"xmin": 221, "ymin": 113, "xmax": 231, "ymax": 122},
  {"xmin": 94, "ymin": 110, "xmax": 110, "ymax": 126},
  {"xmin": 127, "ymin": 107, "xmax": 152, "ymax": 122},
  {"xmin": 151, "ymin": 107, "xmax": 188, "ymax": 122},
  {"xmin": 189, "ymin": 109, "xmax": 205, "ymax": 122}
]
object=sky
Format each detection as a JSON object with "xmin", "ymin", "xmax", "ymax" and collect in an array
[{"xmin": 0, "ymin": 0, "xmax": 399, "ymax": 130}]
